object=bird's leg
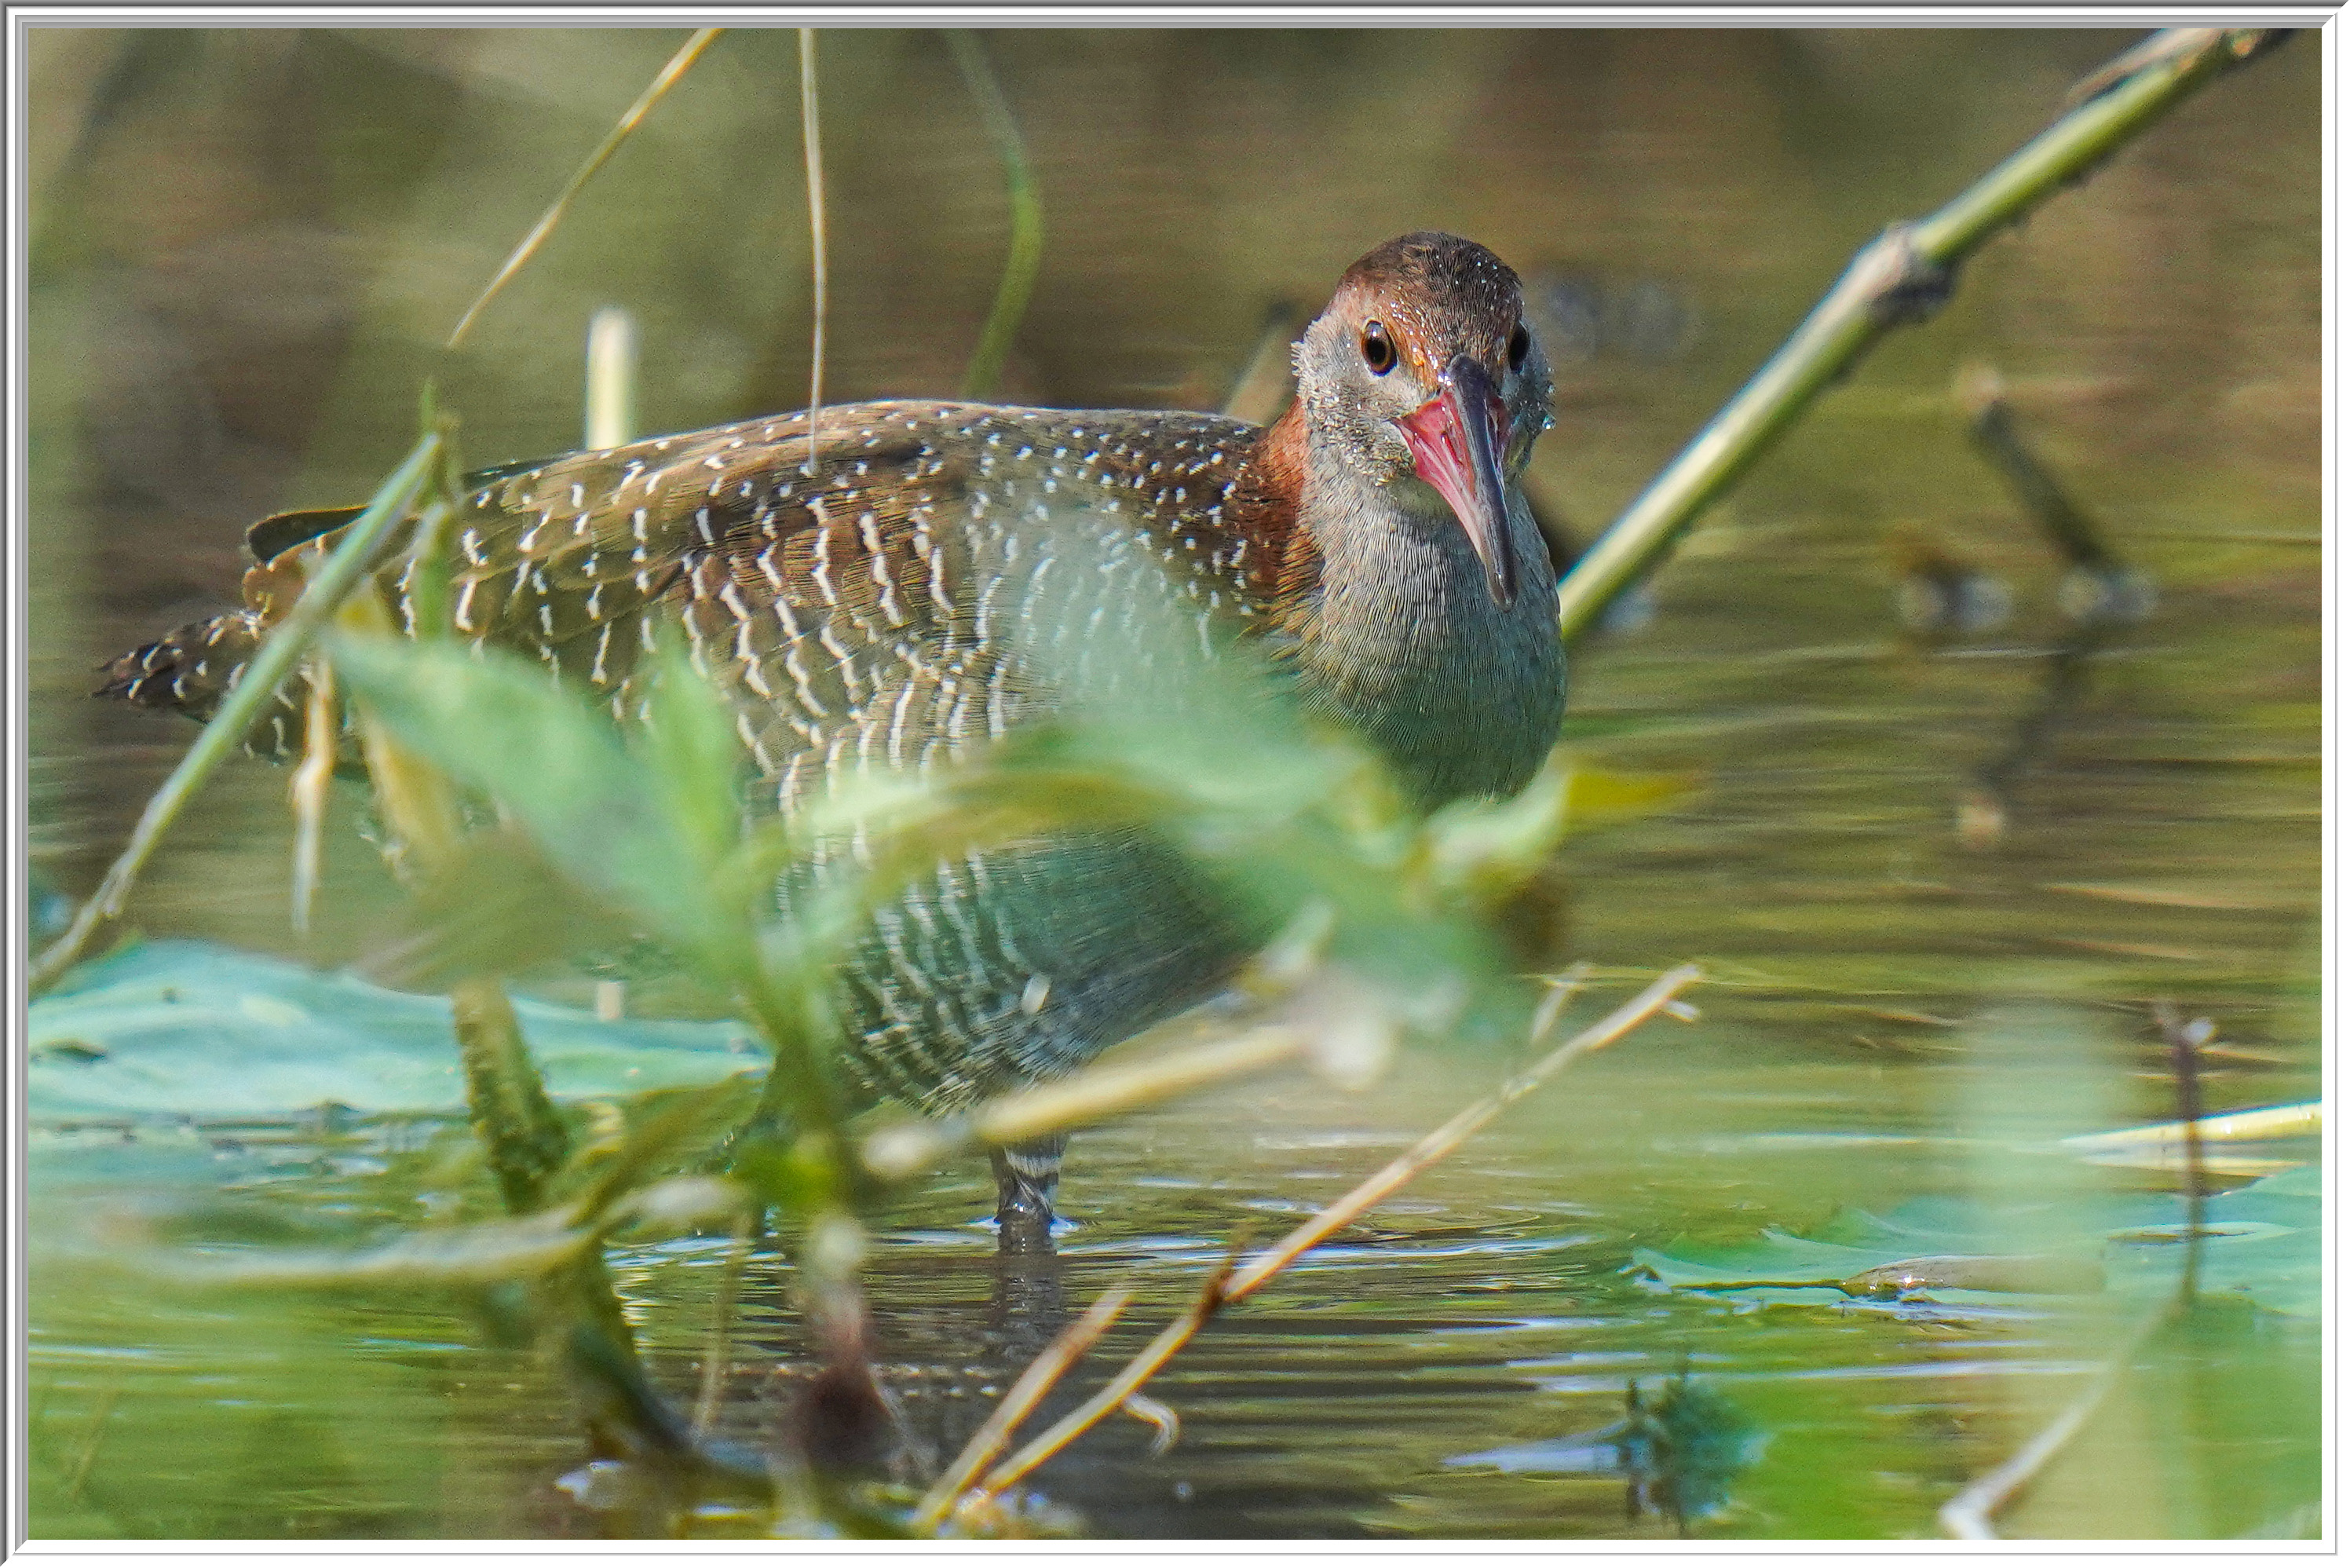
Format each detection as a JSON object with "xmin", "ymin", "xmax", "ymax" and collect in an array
[
  {"xmin": 985, "ymin": 1135, "xmax": 1069, "ymax": 1365},
  {"xmin": 989, "ymin": 1133, "xmax": 1066, "ymax": 1253}
]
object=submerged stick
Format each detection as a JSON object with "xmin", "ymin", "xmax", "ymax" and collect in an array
[
  {"xmin": 61, "ymin": 1385, "xmax": 124, "ymax": 1502},
  {"xmin": 1956, "ymin": 365, "xmax": 2119, "ymax": 577},
  {"xmin": 955, "ymin": 966, "xmax": 1701, "ymax": 1514},
  {"xmin": 2154, "ymin": 1003, "xmax": 2208, "ymax": 1303},
  {"xmin": 30, "ymin": 429, "xmax": 443, "ymax": 993},
  {"xmin": 1952, "ymin": 365, "xmax": 2151, "ymax": 841},
  {"xmin": 949, "ymin": 31, "xmax": 1042, "ymax": 400},
  {"xmin": 446, "ymin": 28, "xmax": 722, "ymax": 350},
  {"xmin": 1554, "ymin": 27, "xmax": 2291, "ymax": 644}
]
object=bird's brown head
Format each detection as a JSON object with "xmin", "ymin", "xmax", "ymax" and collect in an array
[{"xmin": 1293, "ymin": 232, "xmax": 1554, "ymax": 609}]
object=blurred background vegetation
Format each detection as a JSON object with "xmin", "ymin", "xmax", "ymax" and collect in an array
[{"xmin": 25, "ymin": 27, "xmax": 2319, "ymax": 1541}]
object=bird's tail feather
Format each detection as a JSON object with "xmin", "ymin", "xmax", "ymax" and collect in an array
[{"xmin": 96, "ymin": 609, "xmax": 310, "ymax": 762}]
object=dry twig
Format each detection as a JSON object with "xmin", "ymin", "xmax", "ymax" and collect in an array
[
  {"xmin": 445, "ymin": 28, "xmax": 722, "ymax": 350},
  {"xmin": 1120, "ymin": 1392, "xmax": 1179, "ymax": 1457},
  {"xmin": 967, "ymin": 1245, "xmax": 1246, "ymax": 1518},
  {"xmin": 798, "ymin": 27, "xmax": 827, "ymax": 476},
  {"xmin": 1528, "ymin": 961, "xmax": 1595, "ymax": 1045},
  {"xmin": 946, "ymin": 966, "xmax": 1701, "ymax": 1519},
  {"xmin": 909, "ymin": 1287, "xmax": 1134, "ymax": 1533},
  {"xmin": 2059, "ymin": 1100, "xmax": 2320, "ymax": 1153},
  {"xmin": 288, "ymin": 655, "xmax": 338, "ymax": 933},
  {"xmin": 862, "ymin": 1024, "xmax": 1309, "ymax": 1182},
  {"xmin": 1225, "ymin": 964, "xmax": 1700, "ymax": 1300}
]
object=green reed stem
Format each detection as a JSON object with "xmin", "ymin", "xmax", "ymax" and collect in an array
[
  {"xmin": 950, "ymin": 30, "xmax": 1042, "ymax": 400},
  {"xmin": 29, "ymin": 429, "xmax": 444, "ymax": 994},
  {"xmin": 452, "ymin": 976, "xmax": 572, "ymax": 1214},
  {"xmin": 1554, "ymin": 27, "xmax": 2291, "ymax": 645}
]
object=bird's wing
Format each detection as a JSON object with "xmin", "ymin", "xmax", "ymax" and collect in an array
[
  {"xmin": 228, "ymin": 402, "xmax": 970, "ymax": 715},
  {"xmin": 124, "ymin": 402, "xmax": 1288, "ymax": 799},
  {"xmin": 437, "ymin": 401, "xmax": 1285, "ymax": 810}
]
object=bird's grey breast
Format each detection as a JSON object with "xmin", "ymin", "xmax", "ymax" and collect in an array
[{"xmin": 1296, "ymin": 469, "xmax": 1566, "ymax": 809}]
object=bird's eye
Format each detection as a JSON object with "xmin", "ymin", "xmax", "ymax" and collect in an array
[
  {"xmin": 1508, "ymin": 322, "xmax": 1530, "ymax": 373},
  {"xmin": 1361, "ymin": 321, "xmax": 1395, "ymax": 375}
]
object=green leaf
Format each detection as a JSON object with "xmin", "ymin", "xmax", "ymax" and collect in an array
[
  {"xmin": 324, "ymin": 632, "xmax": 725, "ymax": 959},
  {"xmin": 1562, "ymin": 765, "xmax": 1703, "ymax": 825},
  {"xmin": 1426, "ymin": 751, "xmax": 1700, "ymax": 909},
  {"xmin": 370, "ymin": 826, "xmax": 639, "ymax": 985},
  {"xmin": 27, "ymin": 939, "xmax": 763, "ymax": 1131},
  {"xmin": 635, "ymin": 633, "xmax": 749, "ymax": 880}
]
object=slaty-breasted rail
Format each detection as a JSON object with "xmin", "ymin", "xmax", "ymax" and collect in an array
[{"xmin": 103, "ymin": 231, "xmax": 1570, "ymax": 1226}]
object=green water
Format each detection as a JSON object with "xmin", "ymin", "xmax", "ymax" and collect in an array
[{"xmin": 24, "ymin": 27, "xmax": 2321, "ymax": 1541}]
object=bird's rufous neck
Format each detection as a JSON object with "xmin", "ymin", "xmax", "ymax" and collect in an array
[{"xmin": 1226, "ymin": 400, "xmax": 1321, "ymax": 627}]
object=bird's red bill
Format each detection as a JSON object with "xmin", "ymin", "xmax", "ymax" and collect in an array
[{"xmin": 1395, "ymin": 362, "xmax": 1518, "ymax": 608}]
